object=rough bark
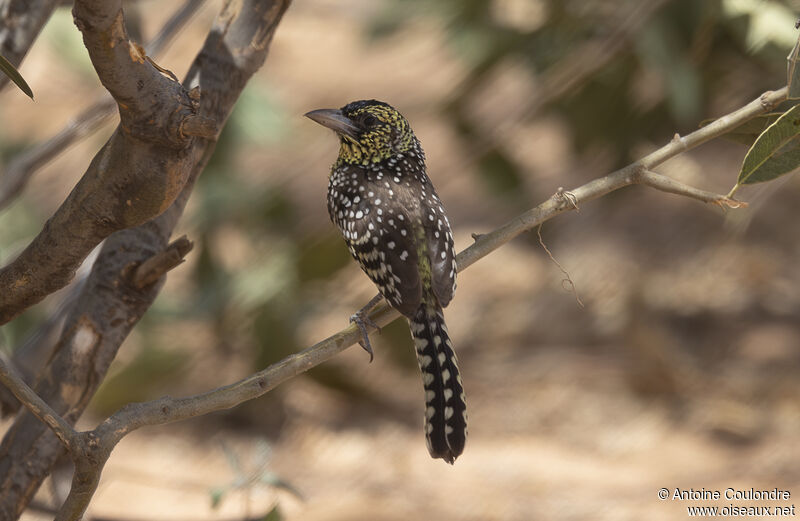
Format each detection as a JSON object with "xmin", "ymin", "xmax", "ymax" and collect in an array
[
  {"xmin": 0, "ymin": 0, "xmax": 291, "ymax": 518},
  {"xmin": 0, "ymin": 0, "xmax": 208, "ymax": 325}
]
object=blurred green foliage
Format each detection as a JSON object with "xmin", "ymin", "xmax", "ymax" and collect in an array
[
  {"xmin": 3, "ymin": 0, "xmax": 800, "ymax": 422},
  {"xmin": 0, "ymin": 146, "xmax": 48, "ymax": 352},
  {"xmin": 91, "ymin": 343, "xmax": 190, "ymax": 416},
  {"xmin": 370, "ymin": 0, "xmax": 798, "ymax": 200},
  {"xmin": 42, "ymin": 9, "xmax": 97, "ymax": 80},
  {"xmin": 178, "ymin": 0, "xmax": 798, "ymax": 412}
]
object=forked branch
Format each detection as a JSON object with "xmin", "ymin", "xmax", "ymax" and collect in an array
[{"xmin": 0, "ymin": 85, "xmax": 787, "ymax": 521}]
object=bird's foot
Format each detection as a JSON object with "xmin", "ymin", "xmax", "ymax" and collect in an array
[{"xmin": 350, "ymin": 294, "xmax": 383, "ymax": 362}]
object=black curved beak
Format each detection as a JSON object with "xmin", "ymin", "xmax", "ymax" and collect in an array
[{"xmin": 304, "ymin": 108, "xmax": 360, "ymax": 139}]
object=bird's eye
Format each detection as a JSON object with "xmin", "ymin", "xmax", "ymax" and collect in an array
[{"xmin": 362, "ymin": 114, "xmax": 378, "ymax": 127}]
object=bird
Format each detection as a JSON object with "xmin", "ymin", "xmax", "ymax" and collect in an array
[{"xmin": 305, "ymin": 99, "xmax": 467, "ymax": 463}]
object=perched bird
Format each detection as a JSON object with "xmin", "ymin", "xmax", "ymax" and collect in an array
[{"xmin": 306, "ymin": 100, "xmax": 467, "ymax": 463}]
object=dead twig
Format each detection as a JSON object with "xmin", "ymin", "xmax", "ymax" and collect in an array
[
  {"xmin": 0, "ymin": 78, "xmax": 785, "ymax": 520},
  {"xmin": 0, "ymin": 0, "xmax": 206, "ymax": 211},
  {"xmin": 132, "ymin": 235, "xmax": 193, "ymax": 289},
  {"xmin": 537, "ymin": 224, "xmax": 584, "ymax": 308}
]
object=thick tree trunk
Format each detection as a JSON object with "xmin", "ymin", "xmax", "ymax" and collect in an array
[{"xmin": 0, "ymin": 1, "xmax": 291, "ymax": 518}]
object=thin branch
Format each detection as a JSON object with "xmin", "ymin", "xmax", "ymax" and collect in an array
[
  {"xmin": 0, "ymin": 85, "xmax": 776, "ymax": 520},
  {"xmin": 94, "ymin": 154, "xmax": 743, "ymax": 437},
  {"xmin": 131, "ymin": 235, "xmax": 193, "ymax": 288},
  {"xmin": 637, "ymin": 168, "xmax": 746, "ymax": 208},
  {"xmin": 0, "ymin": 357, "xmax": 78, "ymax": 451},
  {"xmin": 0, "ymin": 0, "xmax": 210, "ymax": 325},
  {"xmin": 0, "ymin": 0, "xmax": 206, "ymax": 211},
  {"xmin": 179, "ymin": 114, "xmax": 219, "ymax": 139},
  {"xmin": 0, "ymin": 1, "xmax": 293, "ymax": 519},
  {"xmin": 109, "ymin": 87, "xmax": 791, "ymax": 432},
  {"xmin": 0, "ymin": 34, "xmax": 784, "ymax": 509},
  {"xmin": 458, "ymin": 89, "xmax": 786, "ymax": 270},
  {"xmin": 537, "ymin": 224, "xmax": 584, "ymax": 308}
]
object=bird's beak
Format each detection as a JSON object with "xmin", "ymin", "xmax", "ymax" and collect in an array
[{"xmin": 304, "ymin": 108, "xmax": 360, "ymax": 139}]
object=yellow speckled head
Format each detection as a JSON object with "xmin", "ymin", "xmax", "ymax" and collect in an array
[{"xmin": 306, "ymin": 99, "xmax": 418, "ymax": 166}]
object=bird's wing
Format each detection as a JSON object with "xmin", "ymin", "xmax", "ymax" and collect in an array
[
  {"xmin": 423, "ymin": 193, "xmax": 457, "ymax": 308},
  {"xmin": 344, "ymin": 194, "xmax": 422, "ymax": 318}
]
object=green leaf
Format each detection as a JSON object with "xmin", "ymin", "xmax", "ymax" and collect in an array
[
  {"xmin": 209, "ymin": 487, "xmax": 226, "ymax": 509},
  {"xmin": 788, "ymin": 31, "xmax": 800, "ymax": 99},
  {"xmin": 735, "ymin": 104, "xmax": 800, "ymax": 189},
  {"xmin": 262, "ymin": 505, "xmax": 283, "ymax": 521},
  {"xmin": 0, "ymin": 53, "xmax": 33, "ymax": 99},
  {"xmin": 745, "ymin": 144, "xmax": 800, "ymax": 181}
]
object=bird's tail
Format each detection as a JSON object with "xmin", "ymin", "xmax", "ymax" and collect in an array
[{"xmin": 408, "ymin": 303, "xmax": 467, "ymax": 464}]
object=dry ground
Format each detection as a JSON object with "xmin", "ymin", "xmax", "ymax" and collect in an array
[{"xmin": 2, "ymin": 1, "xmax": 800, "ymax": 520}]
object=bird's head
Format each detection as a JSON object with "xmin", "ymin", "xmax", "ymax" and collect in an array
[{"xmin": 305, "ymin": 99, "xmax": 418, "ymax": 166}]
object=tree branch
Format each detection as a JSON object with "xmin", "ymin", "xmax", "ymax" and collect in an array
[
  {"xmin": 0, "ymin": 0, "xmax": 210, "ymax": 325},
  {"xmin": 636, "ymin": 168, "xmax": 745, "ymax": 208},
  {"xmin": 459, "ymin": 87, "xmax": 786, "ymax": 270},
  {"xmin": 0, "ymin": 0, "xmax": 206, "ymax": 211},
  {"xmin": 0, "ymin": 1, "xmax": 292, "ymax": 519},
  {"xmin": 88, "ymin": 85, "xmax": 788, "ymax": 427},
  {"xmin": 0, "ymin": 84, "xmax": 785, "ymax": 520},
  {"xmin": 131, "ymin": 235, "xmax": 193, "ymax": 289},
  {"xmin": 71, "ymin": 0, "xmax": 169, "ymax": 115},
  {"xmin": 98, "ymin": 84, "xmax": 781, "ymax": 437},
  {"xmin": 0, "ymin": 356, "xmax": 78, "ymax": 451}
]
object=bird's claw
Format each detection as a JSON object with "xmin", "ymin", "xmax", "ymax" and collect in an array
[{"xmin": 350, "ymin": 310, "xmax": 381, "ymax": 362}]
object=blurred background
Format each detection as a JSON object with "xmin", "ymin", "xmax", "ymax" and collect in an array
[{"xmin": 2, "ymin": 0, "xmax": 800, "ymax": 519}]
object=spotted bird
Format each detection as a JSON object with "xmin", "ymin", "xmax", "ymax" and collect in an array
[{"xmin": 306, "ymin": 100, "xmax": 467, "ymax": 463}]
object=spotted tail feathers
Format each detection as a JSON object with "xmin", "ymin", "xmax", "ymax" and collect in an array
[{"xmin": 409, "ymin": 303, "xmax": 467, "ymax": 464}]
